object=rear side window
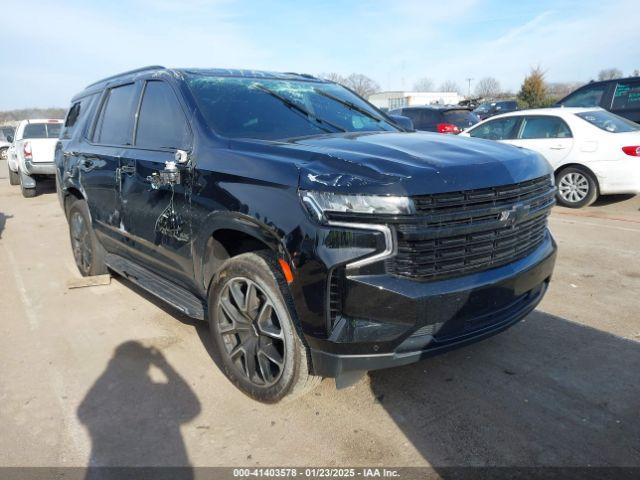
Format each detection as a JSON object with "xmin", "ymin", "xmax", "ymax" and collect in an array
[
  {"xmin": 442, "ymin": 110, "xmax": 480, "ymax": 128},
  {"xmin": 518, "ymin": 116, "xmax": 572, "ymax": 139},
  {"xmin": 62, "ymin": 94, "xmax": 98, "ymax": 140},
  {"xmin": 576, "ymin": 110, "xmax": 640, "ymax": 133},
  {"xmin": 135, "ymin": 81, "xmax": 191, "ymax": 150},
  {"xmin": 408, "ymin": 109, "xmax": 440, "ymax": 129},
  {"xmin": 469, "ymin": 117, "xmax": 520, "ymax": 140},
  {"xmin": 93, "ymin": 84, "xmax": 138, "ymax": 145},
  {"xmin": 23, "ymin": 123, "xmax": 62, "ymax": 139},
  {"xmin": 611, "ymin": 81, "xmax": 640, "ymax": 111},
  {"xmin": 561, "ymin": 84, "xmax": 607, "ymax": 107}
]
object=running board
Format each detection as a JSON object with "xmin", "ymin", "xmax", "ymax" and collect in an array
[{"xmin": 105, "ymin": 253, "xmax": 206, "ymax": 320}]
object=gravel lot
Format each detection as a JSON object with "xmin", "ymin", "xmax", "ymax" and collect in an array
[{"xmin": 1, "ymin": 159, "xmax": 639, "ymax": 469}]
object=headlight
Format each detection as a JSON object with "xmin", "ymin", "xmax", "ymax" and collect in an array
[{"xmin": 300, "ymin": 190, "xmax": 415, "ymax": 222}]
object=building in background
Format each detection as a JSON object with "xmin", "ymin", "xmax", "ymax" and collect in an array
[{"xmin": 368, "ymin": 91, "xmax": 463, "ymax": 110}]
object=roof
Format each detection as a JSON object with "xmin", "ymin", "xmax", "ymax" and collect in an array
[
  {"xmin": 84, "ymin": 65, "xmax": 324, "ymax": 91},
  {"xmin": 490, "ymin": 106, "xmax": 604, "ymax": 119}
]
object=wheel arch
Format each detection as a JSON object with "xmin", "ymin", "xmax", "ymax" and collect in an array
[
  {"xmin": 195, "ymin": 212, "xmax": 290, "ymax": 294},
  {"xmin": 554, "ymin": 163, "xmax": 600, "ymax": 192}
]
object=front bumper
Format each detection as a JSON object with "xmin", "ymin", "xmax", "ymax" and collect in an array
[
  {"xmin": 24, "ymin": 160, "xmax": 56, "ymax": 176},
  {"xmin": 308, "ymin": 231, "xmax": 556, "ymax": 377}
]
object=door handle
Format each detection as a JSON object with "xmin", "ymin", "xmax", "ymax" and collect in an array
[
  {"xmin": 120, "ymin": 165, "xmax": 136, "ymax": 174},
  {"xmin": 549, "ymin": 145, "xmax": 567, "ymax": 150},
  {"xmin": 63, "ymin": 151, "xmax": 78, "ymax": 158}
]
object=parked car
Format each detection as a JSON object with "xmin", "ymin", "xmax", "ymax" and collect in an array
[
  {"xmin": 0, "ymin": 125, "xmax": 15, "ymax": 160},
  {"xmin": 7, "ymin": 119, "xmax": 63, "ymax": 196},
  {"xmin": 555, "ymin": 76, "xmax": 640, "ymax": 124},
  {"xmin": 473, "ymin": 100, "xmax": 518, "ymax": 120},
  {"xmin": 388, "ymin": 106, "xmax": 480, "ymax": 133},
  {"xmin": 461, "ymin": 107, "xmax": 640, "ymax": 208},
  {"xmin": 56, "ymin": 66, "xmax": 556, "ymax": 402}
]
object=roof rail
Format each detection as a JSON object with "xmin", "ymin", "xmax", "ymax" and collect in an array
[{"xmin": 86, "ymin": 65, "xmax": 166, "ymax": 88}]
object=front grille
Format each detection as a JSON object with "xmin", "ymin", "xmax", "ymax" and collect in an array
[{"xmin": 387, "ymin": 176, "xmax": 555, "ymax": 281}]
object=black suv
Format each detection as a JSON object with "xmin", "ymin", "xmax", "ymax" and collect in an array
[
  {"xmin": 389, "ymin": 106, "xmax": 480, "ymax": 133},
  {"xmin": 56, "ymin": 66, "xmax": 557, "ymax": 402},
  {"xmin": 556, "ymin": 77, "xmax": 640, "ymax": 124}
]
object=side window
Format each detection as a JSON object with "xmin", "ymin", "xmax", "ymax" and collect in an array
[
  {"xmin": 518, "ymin": 116, "xmax": 572, "ymax": 139},
  {"xmin": 62, "ymin": 94, "xmax": 97, "ymax": 140},
  {"xmin": 561, "ymin": 84, "xmax": 607, "ymax": 107},
  {"xmin": 469, "ymin": 117, "xmax": 520, "ymax": 140},
  {"xmin": 611, "ymin": 81, "xmax": 640, "ymax": 111},
  {"xmin": 92, "ymin": 84, "xmax": 138, "ymax": 145},
  {"xmin": 135, "ymin": 81, "xmax": 191, "ymax": 150}
]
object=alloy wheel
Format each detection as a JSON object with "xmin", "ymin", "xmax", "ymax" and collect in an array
[
  {"xmin": 70, "ymin": 211, "xmax": 93, "ymax": 275},
  {"xmin": 217, "ymin": 277, "xmax": 286, "ymax": 387},
  {"xmin": 558, "ymin": 172, "xmax": 589, "ymax": 203}
]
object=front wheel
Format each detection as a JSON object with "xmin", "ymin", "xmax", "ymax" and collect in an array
[
  {"xmin": 208, "ymin": 252, "xmax": 321, "ymax": 403},
  {"xmin": 67, "ymin": 199, "xmax": 108, "ymax": 276},
  {"xmin": 555, "ymin": 167, "xmax": 598, "ymax": 208}
]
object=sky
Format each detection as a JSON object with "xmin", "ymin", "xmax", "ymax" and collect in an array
[{"xmin": 1, "ymin": 0, "xmax": 638, "ymax": 110}]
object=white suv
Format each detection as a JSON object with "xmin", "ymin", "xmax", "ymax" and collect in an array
[{"xmin": 7, "ymin": 119, "xmax": 63, "ymax": 197}]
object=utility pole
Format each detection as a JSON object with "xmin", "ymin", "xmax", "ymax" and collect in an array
[{"xmin": 465, "ymin": 78, "xmax": 473, "ymax": 98}]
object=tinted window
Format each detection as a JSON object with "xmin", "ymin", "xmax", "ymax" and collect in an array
[
  {"xmin": 519, "ymin": 116, "xmax": 572, "ymax": 139},
  {"xmin": 1, "ymin": 126, "xmax": 14, "ymax": 141},
  {"xmin": 23, "ymin": 123, "xmax": 62, "ymax": 139},
  {"xmin": 62, "ymin": 94, "xmax": 97, "ymax": 140},
  {"xmin": 576, "ymin": 110, "xmax": 640, "ymax": 133},
  {"xmin": 495, "ymin": 101, "xmax": 517, "ymax": 111},
  {"xmin": 93, "ymin": 84, "xmax": 137, "ymax": 145},
  {"xmin": 469, "ymin": 117, "xmax": 519, "ymax": 140},
  {"xmin": 561, "ymin": 84, "xmax": 607, "ymax": 107},
  {"xmin": 442, "ymin": 109, "xmax": 480, "ymax": 128},
  {"xmin": 186, "ymin": 75, "xmax": 399, "ymax": 140},
  {"xmin": 611, "ymin": 81, "xmax": 640, "ymax": 111},
  {"xmin": 135, "ymin": 81, "xmax": 190, "ymax": 150}
]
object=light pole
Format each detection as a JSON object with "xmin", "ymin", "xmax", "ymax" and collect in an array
[{"xmin": 465, "ymin": 78, "xmax": 473, "ymax": 98}]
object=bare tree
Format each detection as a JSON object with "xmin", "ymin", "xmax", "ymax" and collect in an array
[
  {"xmin": 319, "ymin": 72, "xmax": 347, "ymax": 86},
  {"xmin": 474, "ymin": 77, "xmax": 501, "ymax": 99},
  {"xmin": 439, "ymin": 80, "xmax": 461, "ymax": 93},
  {"xmin": 343, "ymin": 74, "xmax": 380, "ymax": 98},
  {"xmin": 413, "ymin": 77, "xmax": 434, "ymax": 91},
  {"xmin": 632, "ymin": 69, "xmax": 640, "ymax": 77},
  {"xmin": 598, "ymin": 68, "xmax": 623, "ymax": 81},
  {"xmin": 547, "ymin": 82, "xmax": 583, "ymax": 98}
]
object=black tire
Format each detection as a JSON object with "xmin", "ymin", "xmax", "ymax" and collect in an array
[
  {"xmin": 9, "ymin": 168, "xmax": 19, "ymax": 186},
  {"xmin": 67, "ymin": 199, "xmax": 108, "ymax": 276},
  {"xmin": 208, "ymin": 251, "xmax": 321, "ymax": 403},
  {"xmin": 20, "ymin": 181, "xmax": 36, "ymax": 198},
  {"xmin": 555, "ymin": 166, "xmax": 598, "ymax": 208}
]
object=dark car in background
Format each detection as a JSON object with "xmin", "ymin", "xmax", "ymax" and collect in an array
[
  {"xmin": 55, "ymin": 66, "xmax": 556, "ymax": 403},
  {"xmin": 389, "ymin": 106, "xmax": 480, "ymax": 134},
  {"xmin": 473, "ymin": 100, "xmax": 518, "ymax": 120},
  {"xmin": 556, "ymin": 76, "xmax": 640, "ymax": 124}
]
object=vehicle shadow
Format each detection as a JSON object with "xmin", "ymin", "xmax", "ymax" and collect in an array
[
  {"xmin": 77, "ymin": 340, "xmax": 201, "ymax": 479},
  {"xmin": 34, "ymin": 177, "xmax": 57, "ymax": 196},
  {"xmin": 0, "ymin": 212, "xmax": 12, "ymax": 238},
  {"xmin": 591, "ymin": 194, "xmax": 636, "ymax": 207},
  {"xmin": 368, "ymin": 310, "xmax": 640, "ymax": 467}
]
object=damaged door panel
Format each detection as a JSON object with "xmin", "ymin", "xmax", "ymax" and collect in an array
[{"xmin": 117, "ymin": 79, "xmax": 195, "ymax": 286}]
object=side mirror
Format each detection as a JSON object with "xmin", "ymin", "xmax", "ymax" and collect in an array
[
  {"xmin": 389, "ymin": 114, "xmax": 414, "ymax": 131},
  {"xmin": 6, "ymin": 135, "xmax": 13, "ymax": 143}
]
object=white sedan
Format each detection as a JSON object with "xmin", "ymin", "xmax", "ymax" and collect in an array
[{"xmin": 460, "ymin": 107, "xmax": 640, "ymax": 208}]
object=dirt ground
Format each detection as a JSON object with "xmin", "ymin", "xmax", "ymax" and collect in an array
[{"xmin": 1, "ymin": 159, "xmax": 639, "ymax": 469}]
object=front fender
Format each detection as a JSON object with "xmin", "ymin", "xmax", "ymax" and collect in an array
[{"xmin": 193, "ymin": 211, "xmax": 289, "ymax": 294}]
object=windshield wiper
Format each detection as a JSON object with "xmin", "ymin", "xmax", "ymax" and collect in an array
[
  {"xmin": 313, "ymin": 88, "xmax": 388, "ymax": 124},
  {"xmin": 251, "ymin": 84, "xmax": 346, "ymax": 134}
]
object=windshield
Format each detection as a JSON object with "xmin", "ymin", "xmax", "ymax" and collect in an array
[
  {"xmin": 575, "ymin": 110, "xmax": 640, "ymax": 133},
  {"xmin": 473, "ymin": 103, "xmax": 490, "ymax": 114},
  {"xmin": 23, "ymin": 122, "xmax": 62, "ymax": 139},
  {"xmin": 186, "ymin": 75, "xmax": 399, "ymax": 140},
  {"xmin": 443, "ymin": 110, "xmax": 480, "ymax": 129}
]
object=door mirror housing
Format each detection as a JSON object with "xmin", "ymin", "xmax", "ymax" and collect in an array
[
  {"xmin": 389, "ymin": 114, "xmax": 414, "ymax": 131},
  {"xmin": 6, "ymin": 135, "xmax": 13, "ymax": 143}
]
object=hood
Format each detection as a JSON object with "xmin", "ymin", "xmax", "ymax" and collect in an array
[{"xmin": 291, "ymin": 131, "xmax": 552, "ymax": 196}]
